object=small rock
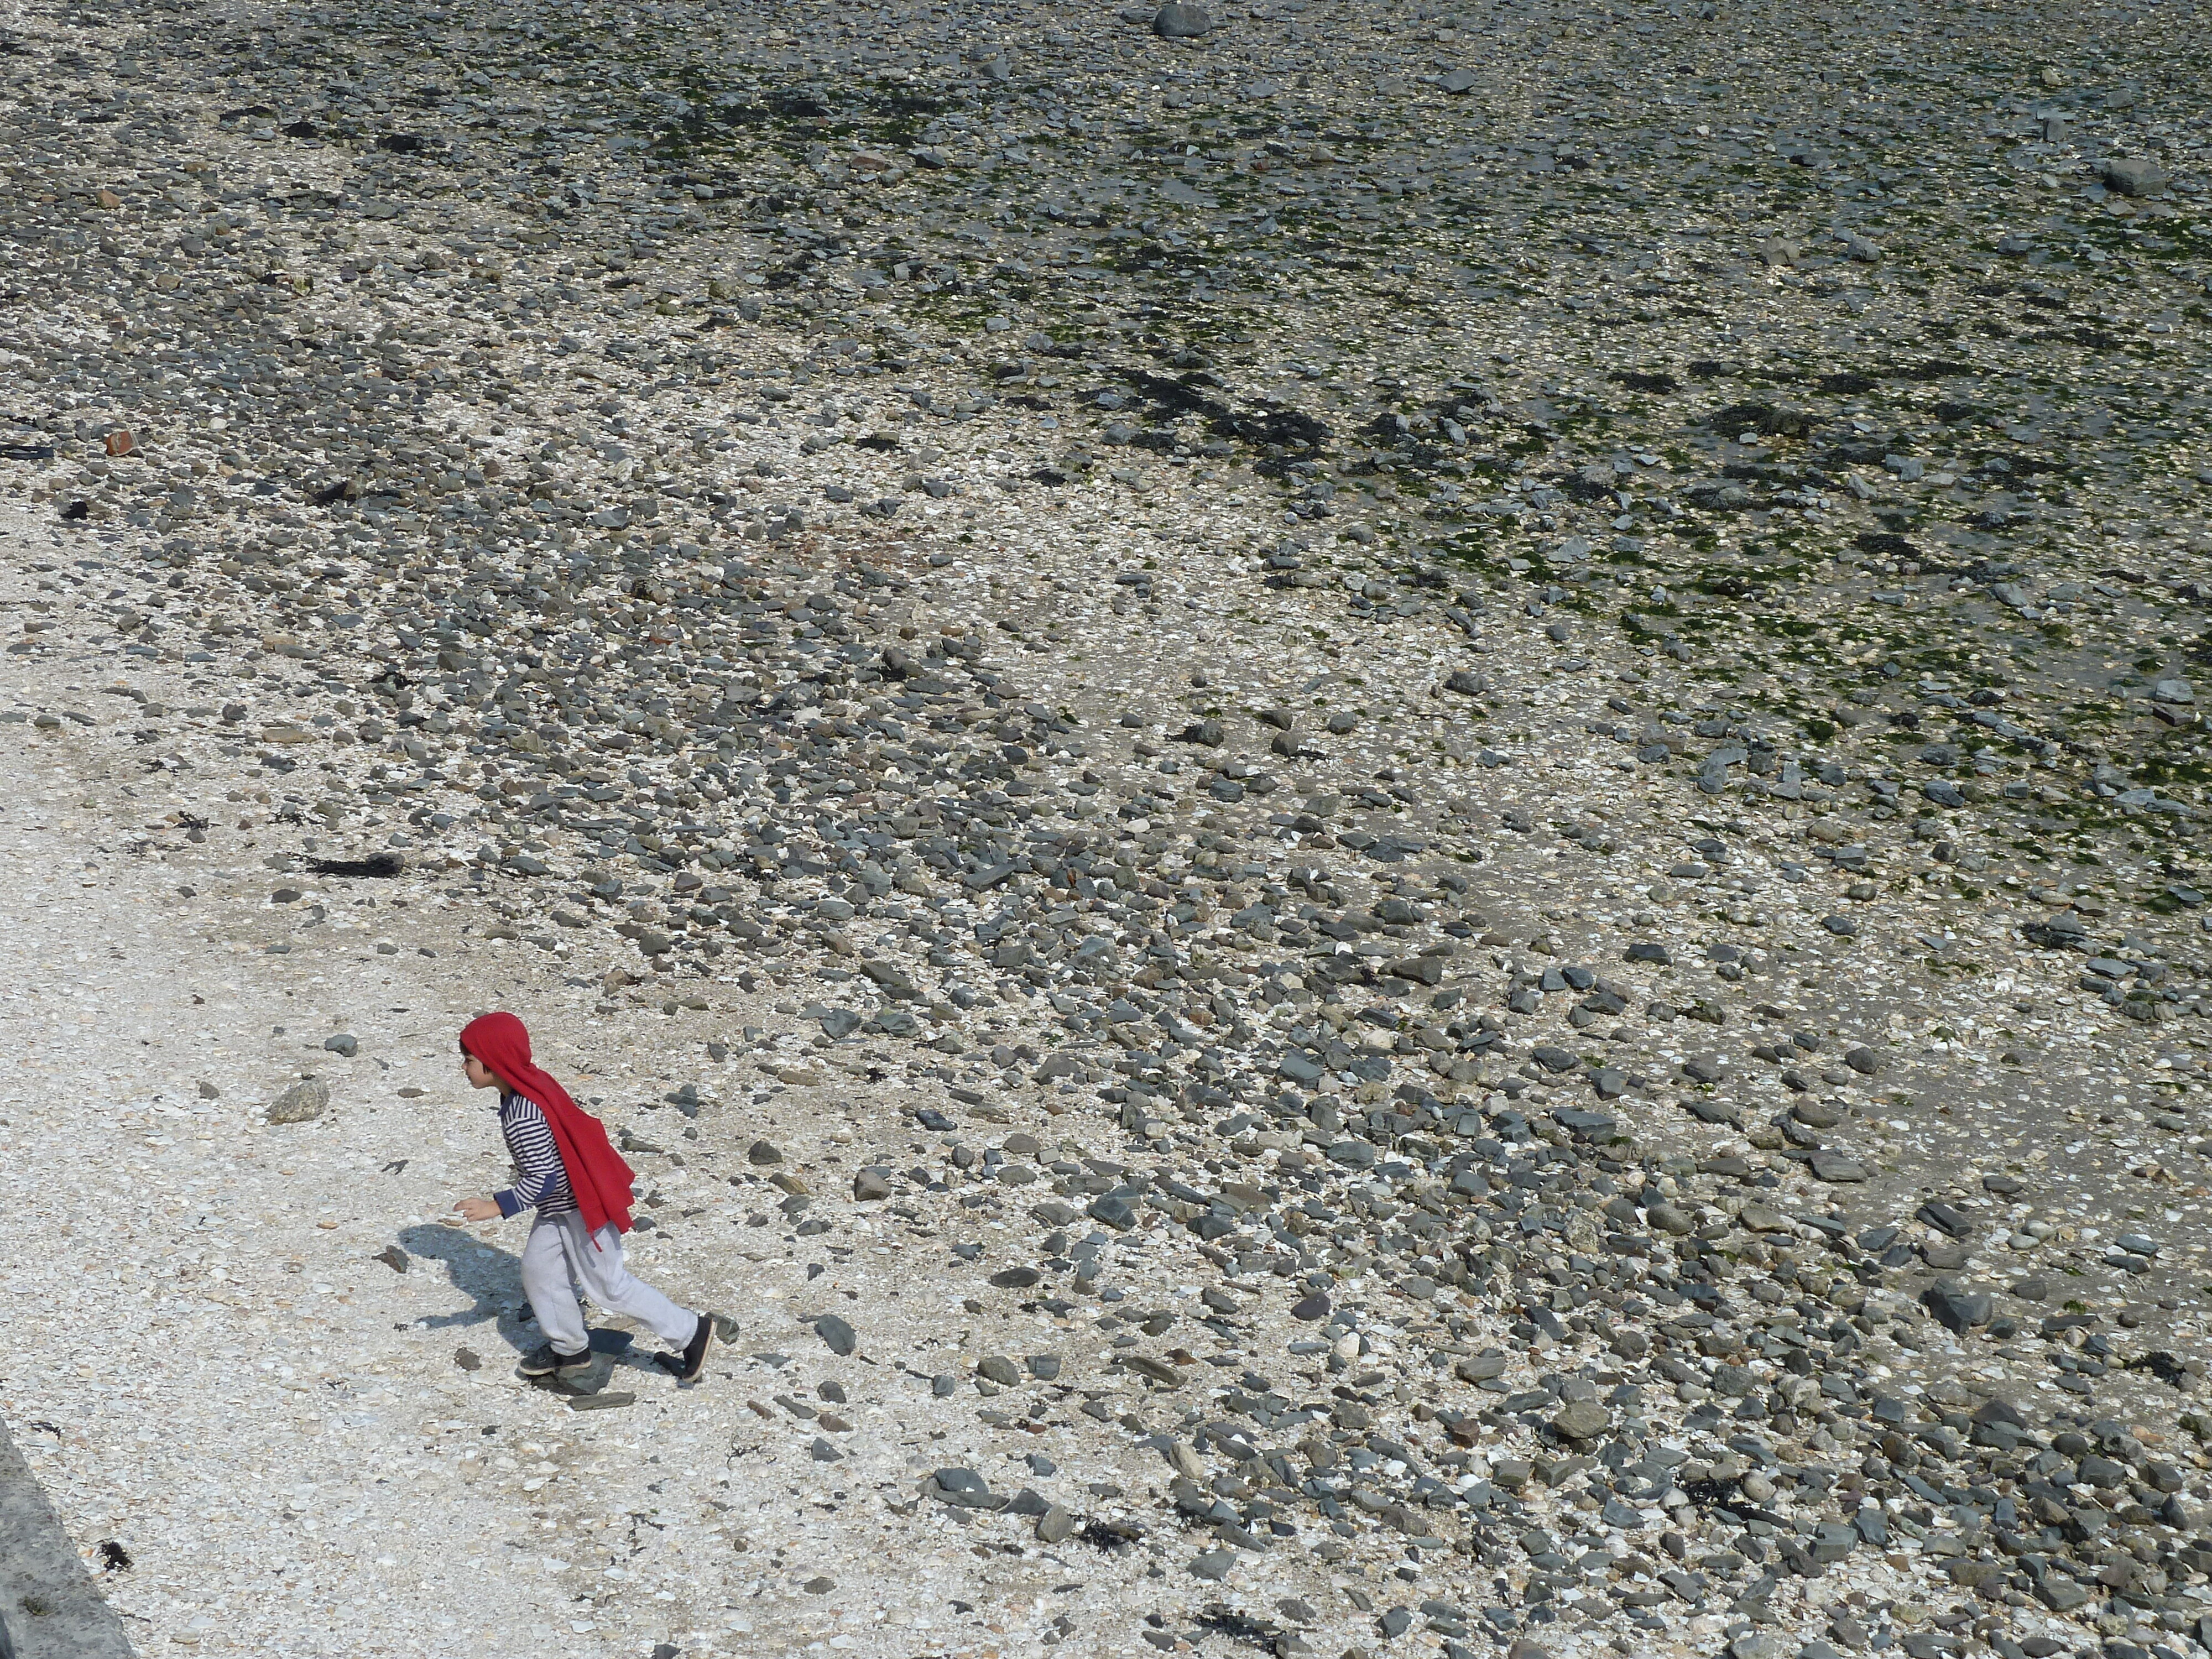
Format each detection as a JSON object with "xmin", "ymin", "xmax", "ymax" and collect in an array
[
  {"xmin": 748, "ymin": 1140, "xmax": 784, "ymax": 1165},
  {"xmin": 853, "ymin": 1168, "xmax": 893, "ymax": 1201},
  {"xmin": 2103, "ymin": 157, "xmax": 2167, "ymax": 197},
  {"xmin": 815, "ymin": 1314, "xmax": 858, "ymax": 1357},
  {"xmin": 1152, "ymin": 1, "xmax": 1211, "ymax": 35},
  {"xmin": 1550, "ymin": 1399, "xmax": 1610, "ymax": 1441},
  {"xmin": 1037, "ymin": 1504, "xmax": 1076, "ymax": 1544},
  {"xmin": 1188, "ymin": 1548, "xmax": 1237, "ymax": 1580},
  {"xmin": 454, "ymin": 1347, "xmax": 482, "ymax": 1371},
  {"xmin": 566, "ymin": 1391, "xmax": 635, "ymax": 1412},
  {"xmin": 1808, "ymin": 1150, "xmax": 1867, "ymax": 1183},
  {"xmin": 265, "ymin": 1078, "xmax": 330, "ymax": 1124},
  {"xmin": 1925, "ymin": 1280, "xmax": 1993, "ymax": 1332},
  {"xmin": 1088, "ymin": 1194, "xmax": 1138, "ymax": 1231},
  {"xmin": 373, "ymin": 1244, "xmax": 409, "ymax": 1274}
]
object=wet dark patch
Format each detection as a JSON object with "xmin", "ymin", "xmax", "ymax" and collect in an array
[
  {"xmin": 307, "ymin": 853, "xmax": 405, "ymax": 878},
  {"xmin": 1704, "ymin": 401, "xmax": 1816, "ymax": 438},
  {"xmin": 1855, "ymin": 533, "xmax": 1918, "ymax": 558}
]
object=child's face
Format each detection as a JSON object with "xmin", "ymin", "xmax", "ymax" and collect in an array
[{"xmin": 460, "ymin": 1052, "xmax": 500, "ymax": 1091}]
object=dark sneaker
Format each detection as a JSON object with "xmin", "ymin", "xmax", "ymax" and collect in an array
[
  {"xmin": 671, "ymin": 1313, "xmax": 713, "ymax": 1384},
  {"xmin": 519, "ymin": 1344, "xmax": 593, "ymax": 1378}
]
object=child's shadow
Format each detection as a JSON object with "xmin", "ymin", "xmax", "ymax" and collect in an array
[
  {"xmin": 398, "ymin": 1224, "xmax": 535, "ymax": 1354},
  {"xmin": 396, "ymin": 1224, "xmax": 641, "ymax": 1380}
]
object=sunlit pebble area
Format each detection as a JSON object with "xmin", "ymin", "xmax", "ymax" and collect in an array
[{"xmin": 6, "ymin": 0, "xmax": 2212, "ymax": 1652}]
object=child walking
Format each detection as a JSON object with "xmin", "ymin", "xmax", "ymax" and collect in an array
[{"xmin": 450, "ymin": 1011, "xmax": 713, "ymax": 1384}]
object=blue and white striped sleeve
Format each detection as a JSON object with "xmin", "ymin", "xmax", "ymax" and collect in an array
[{"xmin": 493, "ymin": 1095, "xmax": 572, "ymax": 1218}]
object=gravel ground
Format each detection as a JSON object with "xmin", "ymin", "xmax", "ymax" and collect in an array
[{"xmin": 4, "ymin": 0, "xmax": 2212, "ymax": 1655}]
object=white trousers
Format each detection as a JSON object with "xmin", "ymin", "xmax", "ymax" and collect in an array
[{"xmin": 519, "ymin": 1211, "xmax": 697, "ymax": 1356}]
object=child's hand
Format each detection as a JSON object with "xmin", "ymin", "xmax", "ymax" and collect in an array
[{"xmin": 452, "ymin": 1196, "xmax": 500, "ymax": 1222}]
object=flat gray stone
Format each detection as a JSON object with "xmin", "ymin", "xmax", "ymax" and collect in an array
[
  {"xmin": 1188, "ymin": 1548, "xmax": 1237, "ymax": 1580},
  {"xmin": 2103, "ymin": 157, "xmax": 2166, "ymax": 196},
  {"xmin": 1551, "ymin": 1399, "xmax": 1610, "ymax": 1441},
  {"xmin": 1808, "ymin": 1150, "xmax": 1867, "ymax": 1182}
]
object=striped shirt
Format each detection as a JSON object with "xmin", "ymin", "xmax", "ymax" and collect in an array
[{"xmin": 492, "ymin": 1092, "xmax": 577, "ymax": 1219}]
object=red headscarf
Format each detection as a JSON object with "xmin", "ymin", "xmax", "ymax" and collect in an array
[{"xmin": 460, "ymin": 1011, "xmax": 636, "ymax": 1240}]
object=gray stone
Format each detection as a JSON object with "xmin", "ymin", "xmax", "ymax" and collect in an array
[
  {"xmin": 815, "ymin": 1314, "xmax": 857, "ymax": 1357},
  {"xmin": 2034, "ymin": 1575, "xmax": 2090, "ymax": 1612},
  {"xmin": 2102, "ymin": 158, "xmax": 2167, "ymax": 196},
  {"xmin": 1152, "ymin": 1, "xmax": 1212, "ymax": 35},
  {"xmin": 853, "ymin": 1168, "xmax": 894, "ymax": 1201},
  {"xmin": 930, "ymin": 1467, "xmax": 1000, "ymax": 1509},
  {"xmin": 1088, "ymin": 1194, "xmax": 1137, "ymax": 1231},
  {"xmin": 1037, "ymin": 1504, "xmax": 1076, "ymax": 1543},
  {"xmin": 1550, "ymin": 1399, "xmax": 1610, "ymax": 1441},
  {"xmin": 1924, "ymin": 1280, "xmax": 1993, "ymax": 1331},
  {"xmin": 1188, "ymin": 1548, "xmax": 1237, "ymax": 1580}
]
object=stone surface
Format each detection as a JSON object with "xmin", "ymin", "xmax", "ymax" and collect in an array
[
  {"xmin": 2, "ymin": 0, "xmax": 2209, "ymax": 1651},
  {"xmin": 0, "ymin": 1416, "xmax": 132, "ymax": 1658}
]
